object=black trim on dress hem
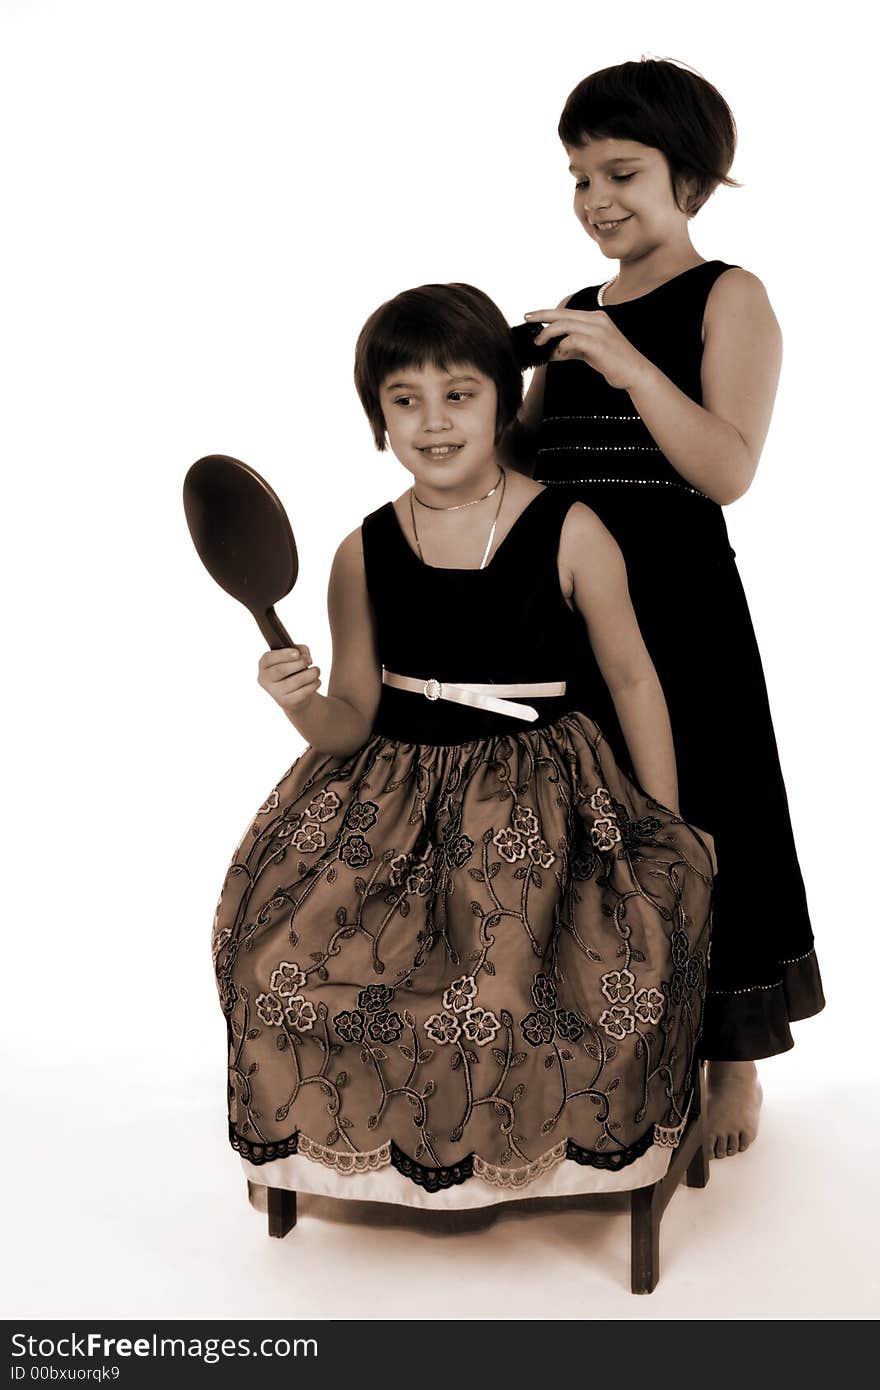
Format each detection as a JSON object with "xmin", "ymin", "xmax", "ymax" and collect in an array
[
  {"xmin": 700, "ymin": 950, "xmax": 825, "ymax": 1061},
  {"xmin": 228, "ymin": 1125, "xmax": 659, "ymax": 1185},
  {"xmin": 389, "ymin": 1142, "xmax": 474, "ymax": 1192},
  {"xmin": 229, "ymin": 1125, "xmax": 300, "ymax": 1164},
  {"xmin": 565, "ymin": 1126, "xmax": 654, "ymax": 1169}
]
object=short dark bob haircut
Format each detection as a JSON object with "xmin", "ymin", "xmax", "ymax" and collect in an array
[
  {"xmin": 354, "ymin": 283, "xmax": 522, "ymax": 451},
  {"xmin": 559, "ymin": 58, "xmax": 738, "ymax": 215}
]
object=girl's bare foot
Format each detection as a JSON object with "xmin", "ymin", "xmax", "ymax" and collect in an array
[{"xmin": 705, "ymin": 1060, "xmax": 763, "ymax": 1158}]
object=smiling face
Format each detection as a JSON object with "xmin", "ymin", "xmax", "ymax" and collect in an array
[
  {"xmin": 565, "ymin": 137, "xmax": 691, "ymax": 262},
  {"xmin": 379, "ymin": 361, "xmax": 500, "ymax": 500}
]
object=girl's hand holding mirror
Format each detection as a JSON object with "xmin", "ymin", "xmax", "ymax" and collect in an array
[{"xmin": 258, "ymin": 645, "xmax": 321, "ymax": 714}]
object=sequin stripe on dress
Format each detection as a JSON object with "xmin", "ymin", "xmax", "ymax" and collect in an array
[
  {"xmin": 539, "ymin": 410, "xmax": 656, "ymax": 451},
  {"xmin": 536, "ymin": 417, "xmax": 709, "ymax": 495},
  {"xmin": 536, "ymin": 471, "xmax": 710, "ymax": 497},
  {"xmin": 535, "ymin": 402, "xmax": 708, "ymax": 494}
]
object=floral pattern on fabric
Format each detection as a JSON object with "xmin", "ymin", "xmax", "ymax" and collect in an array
[{"xmin": 213, "ymin": 714, "xmax": 713, "ymax": 1190}]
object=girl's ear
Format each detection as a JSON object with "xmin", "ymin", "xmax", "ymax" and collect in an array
[{"xmin": 675, "ymin": 173, "xmax": 703, "ymax": 217}]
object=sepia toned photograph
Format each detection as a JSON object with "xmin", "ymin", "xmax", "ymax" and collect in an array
[{"xmin": 2, "ymin": 0, "xmax": 876, "ymax": 1337}]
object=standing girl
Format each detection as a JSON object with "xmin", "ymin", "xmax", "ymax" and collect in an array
[
  {"xmin": 212, "ymin": 283, "xmax": 714, "ymax": 1209},
  {"xmin": 519, "ymin": 58, "xmax": 823, "ymax": 1158}
]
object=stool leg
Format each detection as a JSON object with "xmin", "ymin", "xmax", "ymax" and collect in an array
[
  {"xmin": 685, "ymin": 1141, "xmax": 709, "ymax": 1188},
  {"xmin": 630, "ymin": 1183, "xmax": 660, "ymax": 1294},
  {"xmin": 267, "ymin": 1186, "xmax": 297, "ymax": 1238},
  {"xmin": 630, "ymin": 1059, "xmax": 708, "ymax": 1290},
  {"xmin": 685, "ymin": 1063, "xmax": 710, "ymax": 1189}
]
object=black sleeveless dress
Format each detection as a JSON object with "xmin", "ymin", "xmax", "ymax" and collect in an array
[
  {"xmin": 537, "ymin": 260, "xmax": 824, "ymax": 1060},
  {"xmin": 212, "ymin": 489, "xmax": 714, "ymax": 1205}
]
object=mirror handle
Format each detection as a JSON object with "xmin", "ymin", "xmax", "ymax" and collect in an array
[{"xmin": 256, "ymin": 606, "xmax": 294, "ymax": 650}]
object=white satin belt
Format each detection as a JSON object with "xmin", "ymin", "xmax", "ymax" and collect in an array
[{"xmin": 382, "ymin": 670, "xmax": 566, "ymax": 722}]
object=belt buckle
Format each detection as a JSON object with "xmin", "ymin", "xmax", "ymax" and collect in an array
[{"xmin": 423, "ymin": 678, "xmax": 442, "ymax": 701}]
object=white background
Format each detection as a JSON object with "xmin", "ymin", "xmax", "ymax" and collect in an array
[{"xmin": 1, "ymin": 0, "xmax": 877, "ymax": 1321}]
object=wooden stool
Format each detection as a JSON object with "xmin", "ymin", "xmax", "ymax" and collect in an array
[{"xmin": 263, "ymin": 1064, "xmax": 709, "ymax": 1294}]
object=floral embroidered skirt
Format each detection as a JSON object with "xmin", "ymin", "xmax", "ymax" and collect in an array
[{"xmin": 212, "ymin": 712, "xmax": 714, "ymax": 1206}]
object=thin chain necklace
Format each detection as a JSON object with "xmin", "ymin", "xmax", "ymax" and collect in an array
[
  {"xmin": 412, "ymin": 467, "xmax": 503, "ymax": 511},
  {"xmin": 409, "ymin": 468, "xmax": 507, "ymax": 570},
  {"xmin": 597, "ymin": 275, "xmax": 619, "ymax": 306}
]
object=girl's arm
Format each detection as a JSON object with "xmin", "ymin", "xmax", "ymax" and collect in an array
[
  {"xmin": 631, "ymin": 269, "xmax": 782, "ymax": 503},
  {"xmin": 257, "ymin": 527, "xmax": 381, "ymax": 756},
  {"xmin": 527, "ymin": 269, "xmax": 783, "ymax": 505},
  {"xmin": 559, "ymin": 502, "xmax": 679, "ymax": 812}
]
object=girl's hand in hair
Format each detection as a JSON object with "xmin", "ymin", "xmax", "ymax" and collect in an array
[{"xmin": 524, "ymin": 308, "xmax": 649, "ymax": 392}]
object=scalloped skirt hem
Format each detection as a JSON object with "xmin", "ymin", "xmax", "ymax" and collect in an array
[{"xmin": 239, "ymin": 1142, "xmax": 671, "ymax": 1209}]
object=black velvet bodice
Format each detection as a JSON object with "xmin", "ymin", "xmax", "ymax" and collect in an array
[{"xmin": 362, "ymin": 489, "xmax": 595, "ymax": 744}]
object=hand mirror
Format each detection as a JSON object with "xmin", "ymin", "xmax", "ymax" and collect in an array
[{"xmin": 183, "ymin": 454, "xmax": 297, "ymax": 649}]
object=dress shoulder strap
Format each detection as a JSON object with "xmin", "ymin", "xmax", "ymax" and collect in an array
[
  {"xmin": 497, "ymin": 486, "xmax": 577, "ymax": 572},
  {"xmin": 679, "ymin": 260, "xmax": 741, "ymax": 310},
  {"xmin": 360, "ymin": 501, "xmax": 401, "ymax": 600},
  {"xmin": 699, "ymin": 258, "xmax": 740, "ymax": 281},
  {"xmin": 565, "ymin": 283, "xmax": 601, "ymax": 311}
]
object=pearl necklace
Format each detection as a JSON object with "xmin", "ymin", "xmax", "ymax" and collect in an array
[
  {"xmin": 409, "ymin": 468, "xmax": 508, "ymax": 570},
  {"xmin": 597, "ymin": 275, "xmax": 619, "ymax": 307}
]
